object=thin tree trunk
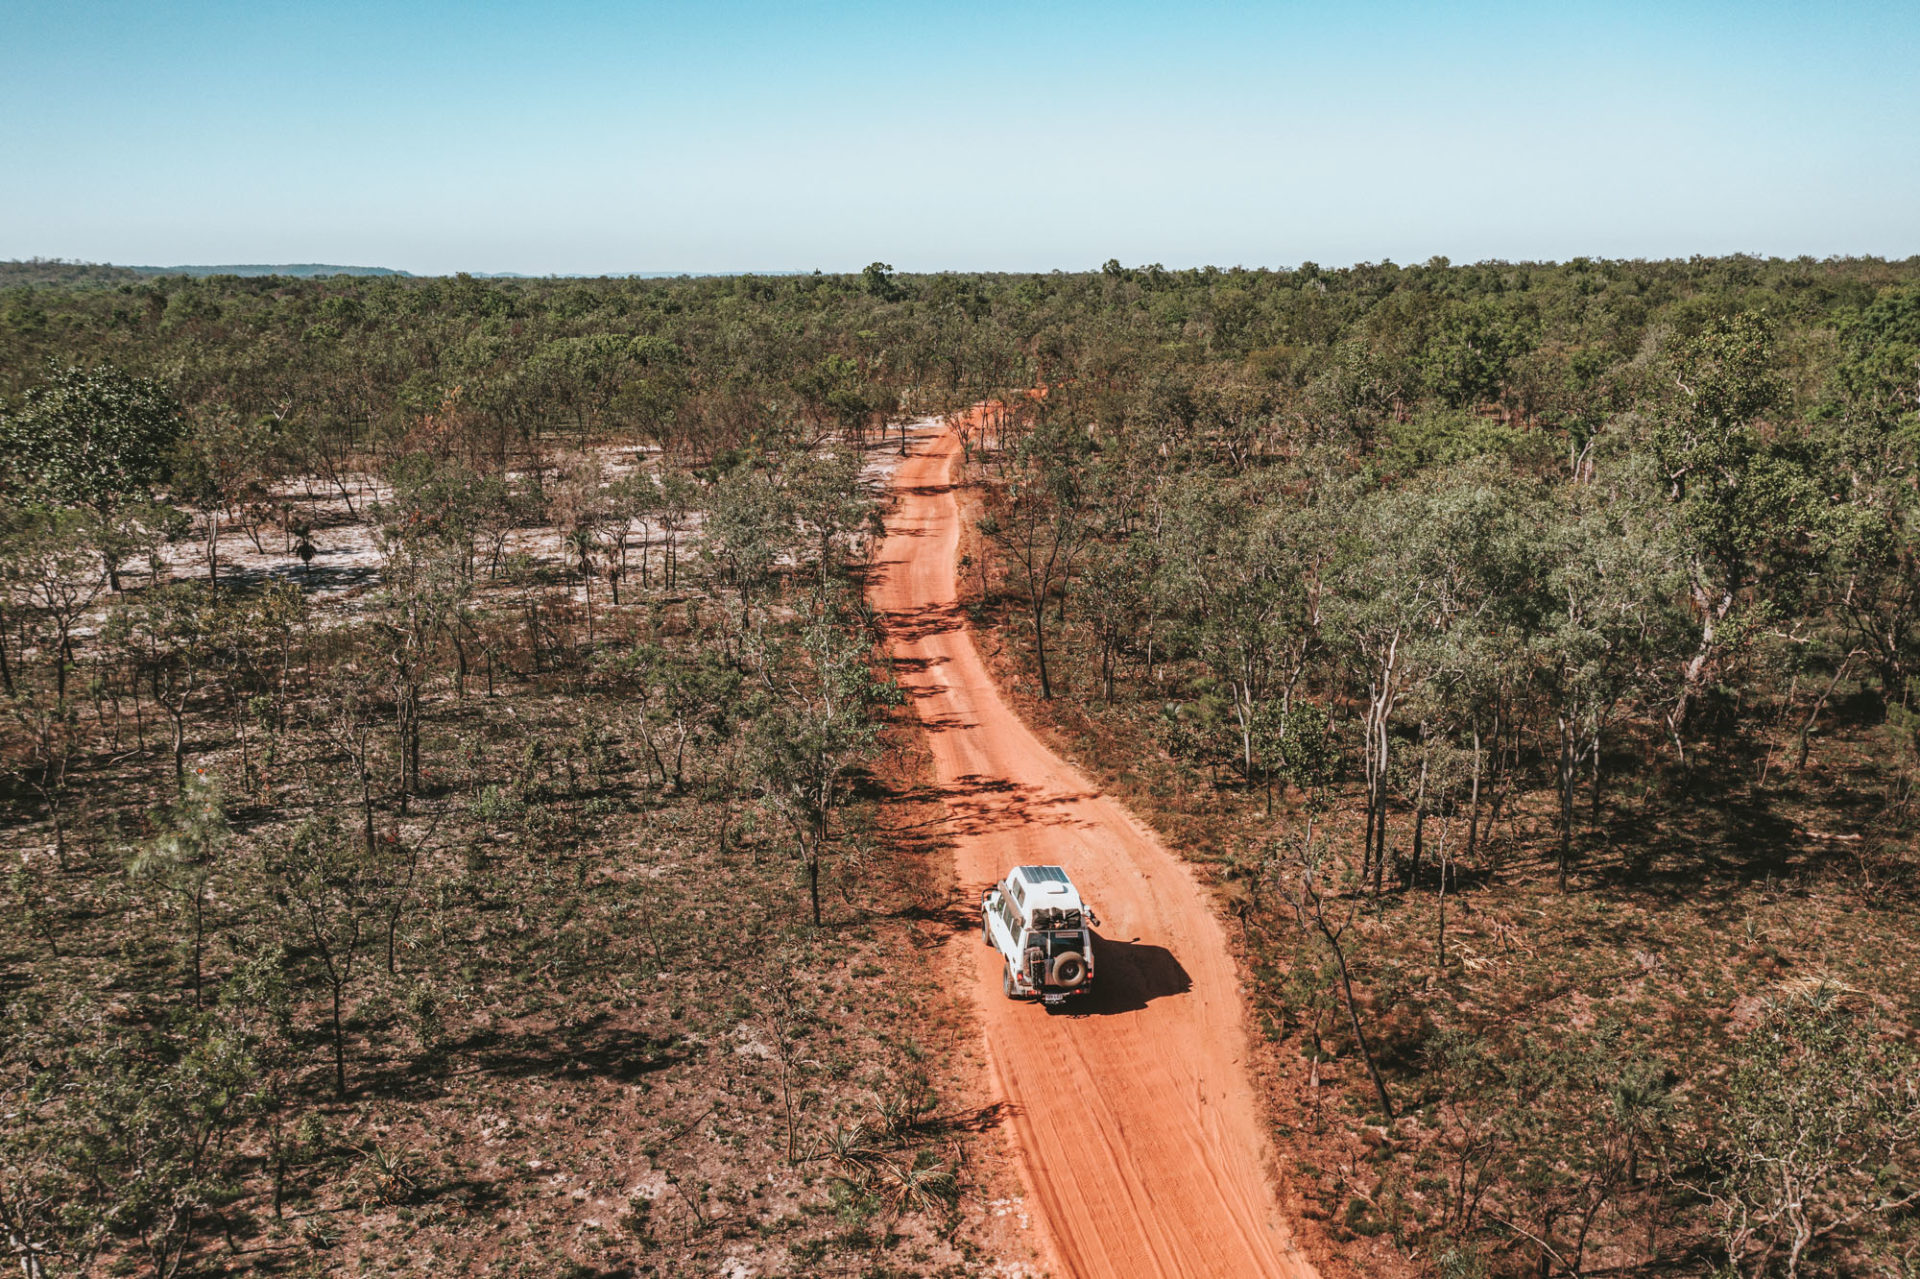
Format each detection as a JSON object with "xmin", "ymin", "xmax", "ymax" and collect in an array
[
  {"xmin": 1031, "ymin": 592, "xmax": 1052, "ymax": 699},
  {"xmin": 192, "ymin": 888, "xmax": 206, "ymax": 1008},
  {"xmin": 807, "ymin": 849, "xmax": 822, "ymax": 927},
  {"xmin": 331, "ymin": 983, "xmax": 347, "ymax": 1098},
  {"xmin": 1558, "ymin": 713, "xmax": 1575, "ymax": 892},
  {"xmin": 1794, "ymin": 652, "xmax": 1858, "ymax": 771},
  {"xmin": 1466, "ymin": 722, "xmax": 1483, "ymax": 860},
  {"xmin": 1407, "ymin": 755, "xmax": 1429, "ymax": 890},
  {"xmin": 169, "ymin": 711, "xmax": 187, "ymax": 790},
  {"xmin": 1315, "ymin": 908, "xmax": 1393, "ymax": 1119}
]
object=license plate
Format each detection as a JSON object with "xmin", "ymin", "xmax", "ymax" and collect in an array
[{"xmin": 1042, "ymin": 993, "xmax": 1066, "ymax": 1006}]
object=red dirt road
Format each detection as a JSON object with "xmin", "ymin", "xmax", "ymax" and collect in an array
[{"xmin": 872, "ymin": 423, "xmax": 1317, "ymax": 1279}]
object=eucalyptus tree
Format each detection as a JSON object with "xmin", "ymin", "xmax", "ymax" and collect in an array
[
  {"xmin": 1, "ymin": 1004, "xmax": 262, "ymax": 1279},
  {"xmin": 654, "ymin": 467, "xmax": 699, "ymax": 591},
  {"xmin": 114, "ymin": 584, "xmax": 217, "ymax": 790},
  {"xmin": 1163, "ymin": 472, "xmax": 1327, "ymax": 787},
  {"xmin": 269, "ymin": 813, "xmax": 380, "ymax": 1098},
  {"xmin": 601, "ymin": 465, "xmax": 661, "ymax": 598},
  {"xmin": 1367, "ymin": 469, "xmax": 1541, "ymax": 890},
  {"xmin": 1533, "ymin": 489, "xmax": 1675, "ymax": 886},
  {"xmin": 1818, "ymin": 287, "xmax": 1920, "ymax": 706},
  {"xmin": 169, "ymin": 406, "xmax": 280, "ymax": 592},
  {"xmin": 1415, "ymin": 297, "xmax": 1535, "ymax": 412},
  {"xmin": 1079, "ymin": 538, "xmax": 1152, "ymax": 705},
  {"xmin": 1703, "ymin": 987, "xmax": 1920, "ymax": 1279},
  {"xmin": 127, "ymin": 775, "xmax": 231, "ymax": 1008},
  {"xmin": 607, "ymin": 333, "xmax": 690, "ymax": 446},
  {"xmin": 795, "ymin": 354, "xmax": 881, "ymax": 448},
  {"xmin": 547, "ymin": 451, "xmax": 609, "ymax": 640},
  {"xmin": 1648, "ymin": 314, "xmax": 1821, "ymax": 756},
  {"xmin": 373, "ymin": 521, "xmax": 468, "ymax": 801},
  {"xmin": 2, "ymin": 507, "xmax": 104, "ymax": 702},
  {"xmin": 610, "ymin": 640, "xmax": 745, "ymax": 795},
  {"xmin": 524, "ymin": 333, "xmax": 642, "ymax": 447},
  {"xmin": 1330, "ymin": 487, "xmax": 1446, "ymax": 891},
  {"xmin": 0, "ymin": 363, "xmax": 185, "ymax": 590},
  {"xmin": 977, "ymin": 411, "xmax": 1094, "ymax": 699},
  {"xmin": 785, "ymin": 446, "xmax": 872, "ymax": 610},
  {"xmin": 700, "ymin": 460, "xmax": 796, "ymax": 642},
  {"xmin": 748, "ymin": 610, "xmax": 900, "ymax": 926}
]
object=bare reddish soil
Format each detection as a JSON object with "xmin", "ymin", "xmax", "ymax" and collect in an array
[{"xmin": 872, "ymin": 421, "xmax": 1318, "ymax": 1279}]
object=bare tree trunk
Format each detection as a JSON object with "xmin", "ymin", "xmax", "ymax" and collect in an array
[
  {"xmin": 1406, "ymin": 754, "xmax": 1429, "ymax": 890},
  {"xmin": 0, "ymin": 603, "xmax": 13, "ymax": 695},
  {"xmin": 1794, "ymin": 651, "xmax": 1858, "ymax": 771},
  {"xmin": 1558, "ymin": 713, "xmax": 1575, "ymax": 892},
  {"xmin": 169, "ymin": 710, "xmax": 187, "ymax": 790},
  {"xmin": 1031, "ymin": 590, "xmax": 1053, "ymax": 699},
  {"xmin": 1466, "ymin": 722, "xmax": 1483, "ymax": 861},
  {"xmin": 1590, "ymin": 728, "xmax": 1604, "ymax": 826},
  {"xmin": 205, "ymin": 511, "xmax": 220, "ymax": 593},
  {"xmin": 1313, "ymin": 902, "xmax": 1393, "ymax": 1118},
  {"xmin": 330, "ymin": 982, "xmax": 347, "ymax": 1098},
  {"xmin": 191, "ymin": 886, "xmax": 206, "ymax": 1009},
  {"xmin": 807, "ymin": 847, "xmax": 822, "ymax": 927}
]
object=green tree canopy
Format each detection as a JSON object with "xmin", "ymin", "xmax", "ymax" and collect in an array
[{"xmin": 0, "ymin": 364, "xmax": 184, "ymax": 514}]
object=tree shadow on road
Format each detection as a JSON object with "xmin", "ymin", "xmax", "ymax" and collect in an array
[
  {"xmin": 936, "ymin": 774, "xmax": 1098, "ymax": 836},
  {"xmin": 881, "ymin": 600, "xmax": 968, "ymax": 643}
]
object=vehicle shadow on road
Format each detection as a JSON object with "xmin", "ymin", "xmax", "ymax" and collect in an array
[{"xmin": 1063, "ymin": 935, "xmax": 1191, "ymax": 1015}]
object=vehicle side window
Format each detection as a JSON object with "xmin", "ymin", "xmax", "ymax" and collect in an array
[{"xmin": 997, "ymin": 897, "xmax": 1019, "ymax": 937}]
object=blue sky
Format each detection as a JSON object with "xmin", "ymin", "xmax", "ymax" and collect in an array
[{"xmin": 3, "ymin": 0, "xmax": 1915, "ymax": 274}]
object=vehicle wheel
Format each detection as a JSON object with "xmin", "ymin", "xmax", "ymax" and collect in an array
[
  {"xmin": 982, "ymin": 914, "xmax": 993, "ymax": 946},
  {"xmin": 1050, "ymin": 952, "xmax": 1088, "ymax": 988},
  {"xmin": 1002, "ymin": 966, "xmax": 1018, "ymax": 1000}
]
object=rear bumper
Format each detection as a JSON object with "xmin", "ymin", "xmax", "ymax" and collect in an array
[{"xmin": 1017, "ymin": 979, "xmax": 1092, "ymax": 1000}]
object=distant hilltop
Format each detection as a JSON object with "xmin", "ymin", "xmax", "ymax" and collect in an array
[
  {"xmin": 130, "ymin": 263, "xmax": 412, "ymax": 278},
  {"xmin": 2, "ymin": 258, "xmax": 818, "ymax": 284},
  {"xmin": 0, "ymin": 259, "xmax": 411, "ymax": 286}
]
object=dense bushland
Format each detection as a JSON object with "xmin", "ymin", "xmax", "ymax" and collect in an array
[
  {"xmin": 0, "ymin": 262, "xmax": 1023, "ymax": 1277},
  {"xmin": 5, "ymin": 253, "xmax": 1920, "ymax": 1277},
  {"xmin": 952, "ymin": 262, "xmax": 1920, "ymax": 1277}
]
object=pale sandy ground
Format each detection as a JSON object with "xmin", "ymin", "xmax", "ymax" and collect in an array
[{"xmin": 128, "ymin": 422, "xmax": 940, "ymax": 602}]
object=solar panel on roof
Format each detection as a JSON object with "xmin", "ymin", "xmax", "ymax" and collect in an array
[{"xmin": 1019, "ymin": 865, "xmax": 1070, "ymax": 884}]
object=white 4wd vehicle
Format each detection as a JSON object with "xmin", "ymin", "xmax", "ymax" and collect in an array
[{"xmin": 982, "ymin": 865, "xmax": 1099, "ymax": 1006}]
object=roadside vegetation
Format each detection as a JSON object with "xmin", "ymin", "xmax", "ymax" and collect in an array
[
  {"xmin": 955, "ymin": 256, "xmax": 1920, "ymax": 1278},
  {"xmin": 4, "ymin": 253, "xmax": 1919, "ymax": 1277},
  {"xmin": 0, "ymin": 261, "xmax": 1022, "ymax": 1277}
]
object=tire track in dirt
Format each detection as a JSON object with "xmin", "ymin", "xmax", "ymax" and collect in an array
[{"xmin": 870, "ymin": 420, "xmax": 1317, "ymax": 1279}]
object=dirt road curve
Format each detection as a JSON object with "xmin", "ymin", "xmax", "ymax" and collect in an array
[{"xmin": 871, "ymin": 422, "xmax": 1317, "ymax": 1279}]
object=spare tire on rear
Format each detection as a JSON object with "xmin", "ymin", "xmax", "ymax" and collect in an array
[{"xmin": 1049, "ymin": 951, "xmax": 1088, "ymax": 988}]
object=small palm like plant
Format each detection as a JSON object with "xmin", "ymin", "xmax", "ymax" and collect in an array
[
  {"xmin": 357, "ymin": 1143, "xmax": 419, "ymax": 1206},
  {"xmin": 880, "ymin": 1150, "xmax": 959, "ymax": 1217}
]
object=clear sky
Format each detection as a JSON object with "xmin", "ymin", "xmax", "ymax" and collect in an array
[{"xmin": 3, "ymin": 0, "xmax": 1916, "ymax": 275}]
